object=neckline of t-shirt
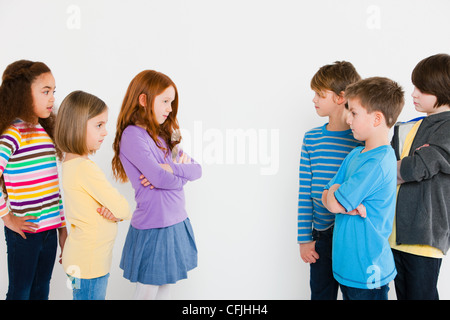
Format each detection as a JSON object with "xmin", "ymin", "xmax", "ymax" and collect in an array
[{"xmin": 321, "ymin": 123, "xmax": 352, "ymax": 136}]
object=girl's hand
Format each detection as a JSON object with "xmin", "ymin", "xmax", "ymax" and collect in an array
[
  {"xmin": 97, "ymin": 207, "xmax": 120, "ymax": 222},
  {"xmin": 2, "ymin": 213, "xmax": 39, "ymax": 239},
  {"xmin": 159, "ymin": 163, "xmax": 173, "ymax": 173},
  {"xmin": 58, "ymin": 227, "xmax": 68, "ymax": 264},
  {"xmin": 139, "ymin": 174, "xmax": 154, "ymax": 189},
  {"xmin": 177, "ymin": 152, "xmax": 191, "ymax": 164}
]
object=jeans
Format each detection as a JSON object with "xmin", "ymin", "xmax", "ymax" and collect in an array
[
  {"xmin": 4, "ymin": 227, "xmax": 57, "ymax": 300},
  {"xmin": 340, "ymin": 284, "xmax": 389, "ymax": 300},
  {"xmin": 69, "ymin": 273, "xmax": 110, "ymax": 300},
  {"xmin": 310, "ymin": 227, "xmax": 339, "ymax": 300},
  {"xmin": 392, "ymin": 249, "xmax": 442, "ymax": 300}
]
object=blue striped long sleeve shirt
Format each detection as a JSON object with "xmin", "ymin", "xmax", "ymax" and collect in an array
[{"xmin": 298, "ymin": 124, "xmax": 362, "ymax": 243}]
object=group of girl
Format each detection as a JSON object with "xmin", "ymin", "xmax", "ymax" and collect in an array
[{"xmin": 0, "ymin": 60, "xmax": 201, "ymax": 300}]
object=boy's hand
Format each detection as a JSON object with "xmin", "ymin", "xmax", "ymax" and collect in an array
[
  {"xmin": 346, "ymin": 203, "xmax": 367, "ymax": 218},
  {"xmin": 299, "ymin": 241, "xmax": 319, "ymax": 263}
]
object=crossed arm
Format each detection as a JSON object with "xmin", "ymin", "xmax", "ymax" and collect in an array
[
  {"xmin": 322, "ymin": 184, "xmax": 366, "ymax": 218},
  {"xmin": 100, "ymin": 152, "xmax": 197, "ymax": 221}
]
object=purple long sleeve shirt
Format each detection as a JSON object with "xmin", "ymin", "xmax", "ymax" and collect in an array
[{"xmin": 120, "ymin": 125, "xmax": 202, "ymax": 229}]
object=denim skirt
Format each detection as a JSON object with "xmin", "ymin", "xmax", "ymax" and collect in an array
[{"xmin": 120, "ymin": 218, "xmax": 198, "ymax": 286}]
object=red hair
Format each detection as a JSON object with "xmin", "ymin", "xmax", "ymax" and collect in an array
[{"xmin": 112, "ymin": 70, "xmax": 181, "ymax": 183}]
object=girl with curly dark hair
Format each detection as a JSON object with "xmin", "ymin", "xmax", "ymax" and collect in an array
[{"xmin": 0, "ymin": 60, "xmax": 67, "ymax": 299}]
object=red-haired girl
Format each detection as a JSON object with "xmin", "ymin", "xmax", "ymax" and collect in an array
[{"xmin": 112, "ymin": 70, "xmax": 201, "ymax": 299}]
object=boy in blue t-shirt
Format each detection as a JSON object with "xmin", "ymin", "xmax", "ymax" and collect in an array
[{"xmin": 322, "ymin": 77, "xmax": 405, "ymax": 300}]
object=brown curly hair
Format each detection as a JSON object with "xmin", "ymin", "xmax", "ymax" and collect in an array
[
  {"xmin": 112, "ymin": 70, "xmax": 181, "ymax": 183},
  {"xmin": 0, "ymin": 60, "xmax": 60, "ymax": 195}
]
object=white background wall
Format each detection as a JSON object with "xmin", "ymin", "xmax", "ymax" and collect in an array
[{"xmin": 0, "ymin": 0, "xmax": 449, "ymax": 300}]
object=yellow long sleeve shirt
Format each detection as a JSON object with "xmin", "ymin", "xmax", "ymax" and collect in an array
[{"xmin": 61, "ymin": 157, "xmax": 131, "ymax": 279}]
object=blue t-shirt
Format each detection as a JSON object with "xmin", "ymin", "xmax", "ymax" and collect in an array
[{"xmin": 325, "ymin": 145, "xmax": 397, "ymax": 289}]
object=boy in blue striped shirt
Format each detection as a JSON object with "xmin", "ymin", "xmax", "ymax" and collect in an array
[{"xmin": 298, "ymin": 61, "xmax": 362, "ymax": 300}]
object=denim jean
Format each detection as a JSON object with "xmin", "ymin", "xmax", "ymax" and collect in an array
[
  {"xmin": 68, "ymin": 273, "xmax": 110, "ymax": 300},
  {"xmin": 310, "ymin": 227, "xmax": 340, "ymax": 300},
  {"xmin": 4, "ymin": 227, "xmax": 57, "ymax": 300},
  {"xmin": 340, "ymin": 283, "xmax": 389, "ymax": 300},
  {"xmin": 392, "ymin": 249, "xmax": 442, "ymax": 300}
]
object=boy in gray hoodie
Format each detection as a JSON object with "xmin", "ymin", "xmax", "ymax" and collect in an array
[{"xmin": 390, "ymin": 53, "xmax": 450, "ymax": 300}]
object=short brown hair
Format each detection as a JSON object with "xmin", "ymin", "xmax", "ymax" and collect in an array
[
  {"xmin": 411, "ymin": 53, "xmax": 450, "ymax": 108},
  {"xmin": 311, "ymin": 61, "xmax": 361, "ymax": 96},
  {"xmin": 55, "ymin": 90, "xmax": 107, "ymax": 156},
  {"xmin": 345, "ymin": 77, "xmax": 404, "ymax": 128}
]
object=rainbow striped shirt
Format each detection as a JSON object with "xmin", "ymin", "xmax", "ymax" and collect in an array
[
  {"xmin": 0, "ymin": 119, "xmax": 65, "ymax": 232},
  {"xmin": 298, "ymin": 124, "xmax": 362, "ymax": 243}
]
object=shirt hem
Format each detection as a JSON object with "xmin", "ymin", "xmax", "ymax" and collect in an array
[{"xmin": 333, "ymin": 268, "xmax": 397, "ymax": 289}]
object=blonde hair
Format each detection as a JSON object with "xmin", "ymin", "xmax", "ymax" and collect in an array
[{"xmin": 55, "ymin": 90, "xmax": 107, "ymax": 156}]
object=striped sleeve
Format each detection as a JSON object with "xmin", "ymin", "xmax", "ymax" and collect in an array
[
  {"xmin": 298, "ymin": 137, "xmax": 314, "ymax": 243},
  {"xmin": 0, "ymin": 126, "xmax": 21, "ymax": 217}
]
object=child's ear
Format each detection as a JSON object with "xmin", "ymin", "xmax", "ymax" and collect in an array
[
  {"xmin": 373, "ymin": 111, "xmax": 384, "ymax": 127},
  {"xmin": 139, "ymin": 93, "xmax": 147, "ymax": 107},
  {"xmin": 336, "ymin": 91, "xmax": 346, "ymax": 105}
]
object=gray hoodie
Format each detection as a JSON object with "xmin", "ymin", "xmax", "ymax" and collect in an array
[{"xmin": 392, "ymin": 111, "xmax": 450, "ymax": 254}]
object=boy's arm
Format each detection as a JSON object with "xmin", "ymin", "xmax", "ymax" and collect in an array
[
  {"xmin": 400, "ymin": 123, "xmax": 450, "ymax": 182},
  {"xmin": 297, "ymin": 141, "xmax": 314, "ymax": 243},
  {"xmin": 322, "ymin": 184, "xmax": 346, "ymax": 214},
  {"xmin": 400, "ymin": 144, "xmax": 450, "ymax": 182},
  {"xmin": 323, "ymin": 185, "xmax": 367, "ymax": 217}
]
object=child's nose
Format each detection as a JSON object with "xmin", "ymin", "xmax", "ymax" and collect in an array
[{"xmin": 346, "ymin": 114, "xmax": 352, "ymax": 125}]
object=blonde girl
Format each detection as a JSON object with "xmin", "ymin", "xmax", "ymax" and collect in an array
[{"xmin": 55, "ymin": 90, "xmax": 131, "ymax": 300}]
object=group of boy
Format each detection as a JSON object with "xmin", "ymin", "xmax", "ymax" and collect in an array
[{"xmin": 298, "ymin": 53, "xmax": 450, "ymax": 300}]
